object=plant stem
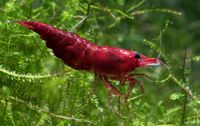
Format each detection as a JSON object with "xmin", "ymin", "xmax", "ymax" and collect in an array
[{"xmin": 180, "ymin": 50, "xmax": 190, "ymax": 125}]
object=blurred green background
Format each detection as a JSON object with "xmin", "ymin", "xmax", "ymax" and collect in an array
[{"xmin": 0, "ymin": 0, "xmax": 199, "ymax": 125}]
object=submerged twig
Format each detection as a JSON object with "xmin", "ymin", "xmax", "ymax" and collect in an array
[
  {"xmin": 161, "ymin": 61, "xmax": 198, "ymax": 102},
  {"xmin": 0, "ymin": 65, "xmax": 63, "ymax": 79},
  {"xmin": 8, "ymin": 97, "xmax": 94, "ymax": 124},
  {"xmin": 131, "ymin": 8, "xmax": 182, "ymax": 16}
]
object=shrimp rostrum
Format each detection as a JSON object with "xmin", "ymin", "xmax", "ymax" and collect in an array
[{"xmin": 18, "ymin": 21, "xmax": 160, "ymax": 111}]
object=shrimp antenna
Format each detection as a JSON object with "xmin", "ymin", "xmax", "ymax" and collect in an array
[
  {"xmin": 156, "ymin": 33, "xmax": 162, "ymax": 60},
  {"xmin": 157, "ymin": 20, "xmax": 170, "ymax": 61},
  {"xmin": 155, "ymin": 30, "xmax": 162, "ymax": 61},
  {"xmin": 157, "ymin": 53, "xmax": 161, "ymax": 61}
]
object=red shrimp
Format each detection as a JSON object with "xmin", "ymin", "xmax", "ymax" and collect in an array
[{"xmin": 18, "ymin": 21, "xmax": 160, "ymax": 112}]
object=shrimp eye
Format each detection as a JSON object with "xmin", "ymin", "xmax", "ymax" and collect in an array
[{"xmin": 134, "ymin": 53, "xmax": 141, "ymax": 59}]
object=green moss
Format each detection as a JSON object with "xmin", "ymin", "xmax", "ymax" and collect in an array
[{"xmin": 0, "ymin": 0, "xmax": 200, "ymax": 125}]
